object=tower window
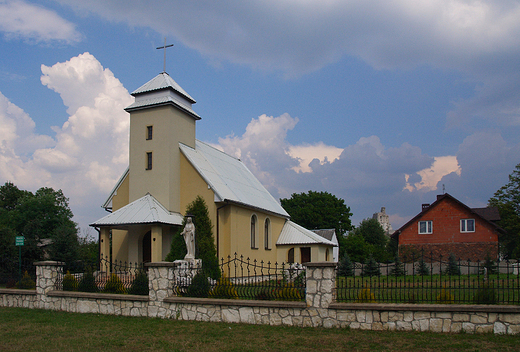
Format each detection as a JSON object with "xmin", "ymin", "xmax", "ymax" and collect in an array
[
  {"xmin": 146, "ymin": 152, "xmax": 152, "ymax": 170},
  {"xmin": 146, "ymin": 126, "xmax": 153, "ymax": 140}
]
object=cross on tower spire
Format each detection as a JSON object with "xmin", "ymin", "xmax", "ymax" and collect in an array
[{"xmin": 156, "ymin": 38, "xmax": 174, "ymax": 73}]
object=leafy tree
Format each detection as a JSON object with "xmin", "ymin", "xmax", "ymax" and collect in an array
[
  {"xmin": 166, "ymin": 196, "xmax": 220, "ymax": 279},
  {"xmin": 0, "ymin": 182, "xmax": 79, "ymax": 264},
  {"xmin": 344, "ymin": 218, "xmax": 390, "ymax": 262},
  {"xmin": 280, "ymin": 191, "xmax": 353, "ymax": 258},
  {"xmin": 489, "ymin": 162, "xmax": 520, "ymax": 258}
]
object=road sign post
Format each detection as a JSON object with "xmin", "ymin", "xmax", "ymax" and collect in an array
[{"xmin": 15, "ymin": 236, "xmax": 24, "ymax": 280}]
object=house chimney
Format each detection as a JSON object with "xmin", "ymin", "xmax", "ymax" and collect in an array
[
  {"xmin": 422, "ymin": 204, "xmax": 430, "ymax": 211},
  {"xmin": 437, "ymin": 194, "xmax": 443, "ymax": 200}
]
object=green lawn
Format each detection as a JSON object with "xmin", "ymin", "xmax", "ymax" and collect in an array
[{"xmin": 0, "ymin": 307, "xmax": 518, "ymax": 352}]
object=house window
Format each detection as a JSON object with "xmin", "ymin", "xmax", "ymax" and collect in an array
[
  {"xmin": 418, "ymin": 220, "xmax": 432, "ymax": 234},
  {"xmin": 251, "ymin": 214, "xmax": 258, "ymax": 249},
  {"xmin": 461, "ymin": 219, "xmax": 475, "ymax": 233},
  {"xmin": 146, "ymin": 152, "xmax": 152, "ymax": 170},
  {"xmin": 264, "ymin": 218, "xmax": 271, "ymax": 250},
  {"xmin": 146, "ymin": 125, "xmax": 153, "ymax": 140}
]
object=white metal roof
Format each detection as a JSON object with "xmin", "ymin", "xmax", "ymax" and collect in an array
[
  {"xmin": 125, "ymin": 72, "xmax": 200, "ymax": 120},
  {"xmin": 91, "ymin": 193, "xmax": 184, "ymax": 227},
  {"xmin": 180, "ymin": 140, "xmax": 289, "ymax": 218},
  {"xmin": 277, "ymin": 221, "xmax": 337, "ymax": 246},
  {"xmin": 131, "ymin": 72, "xmax": 196, "ymax": 102}
]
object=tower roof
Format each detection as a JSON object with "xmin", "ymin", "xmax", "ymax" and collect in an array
[{"xmin": 125, "ymin": 72, "xmax": 200, "ymax": 119}]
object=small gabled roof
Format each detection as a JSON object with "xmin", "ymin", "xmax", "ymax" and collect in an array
[
  {"xmin": 180, "ymin": 140, "xmax": 289, "ymax": 218},
  {"xmin": 311, "ymin": 229, "xmax": 337, "ymax": 243},
  {"xmin": 125, "ymin": 72, "xmax": 200, "ymax": 120},
  {"xmin": 277, "ymin": 221, "xmax": 337, "ymax": 246},
  {"xmin": 91, "ymin": 193, "xmax": 183, "ymax": 228},
  {"xmin": 102, "ymin": 167, "xmax": 129, "ymax": 210},
  {"xmin": 392, "ymin": 193, "xmax": 503, "ymax": 238}
]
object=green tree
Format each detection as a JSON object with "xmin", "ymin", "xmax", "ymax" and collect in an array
[
  {"xmin": 345, "ymin": 218, "xmax": 390, "ymax": 262},
  {"xmin": 343, "ymin": 232, "xmax": 372, "ymax": 263},
  {"xmin": 0, "ymin": 183, "xmax": 79, "ymax": 264},
  {"xmin": 489, "ymin": 162, "xmax": 520, "ymax": 258},
  {"xmin": 280, "ymin": 191, "xmax": 353, "ymax": 258},
  {"xmin": 166, "ymin": 196, "xmax": 220, "ymax": 279}
]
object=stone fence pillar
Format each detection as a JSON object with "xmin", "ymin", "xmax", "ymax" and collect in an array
[
  {"xmin": 305, "ymin": 262, "xmax": 336, "ymax": 309},
  {"xmin": 34, "ymin": 261, "xmax": 64, "ymax": 309},
  {"xmin": 146, "ymin": 262, "xmax": 175, "ymax": 318}
]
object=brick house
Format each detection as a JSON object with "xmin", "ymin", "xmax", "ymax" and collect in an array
[{"xmin": 392, "ymin": 193, "xmax": 502, "ymax": 261}]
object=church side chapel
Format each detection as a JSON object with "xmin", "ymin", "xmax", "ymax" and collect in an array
[{"xmin": 91, "ymin": 68, "xmax": 335, "ymax": 266}]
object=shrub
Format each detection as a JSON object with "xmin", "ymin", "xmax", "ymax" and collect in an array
[
  {"xmin": 276, "ymin": 283, "xmax": 303, "ymax": 301},
  {"xmin": 356, "ymin": 286, "xmax": 376, "ymax": 303},
  {"xmin": 474, "ymin": 283, "xmax": 496, "ymax": 304},
  {"xmin": 416, "ymin": 259, "xmax": 430, "ymax": 276},
  {"xmin": 62, "ymin": 271, "xmax": 78, "ymax": 291},
  {"xmin": 338, "ymin": 255, "xmax": 354, "ymax": 277},
  {"xmin": 77, "ymin": 267, "xmax": 98, "ymax": 293},
  {"xmin": 362, "ymin": 254, "xmax": 380, "ymax": 277},
  {"xmin": 128, "ymin": 270, "xmax": 149, "ymax": 295},
  {"xmin": 103, "ymin": 274, "xmax": 126, "ymax": 294},
  {"xmin": 17, "ymin": 271, "xmax": 36, "ymax": 290},
  {"xmin": 184, "ymin": 271, "xmax": 209, "ymax": 298},
  {"xmin": 209, "ymin": 275, "xmax": 238, "ymax": 299},
  {"xmin": 479, "ymin": 255, "xmax": 498, "ymax": 276},
  {"xmin": 436, "ymin": 288, "xmax": 455, "ymax": 304},
  {"xmin": 390, "ymin": 255, "xmax": 405, "ymax": 276},
  {"xmin": 445, "ymin": 253, "xmax": 461, "ymax": 276},
  {"xmin": 255, "ymin": 288, "xmax": 274, "ymax": 300}
]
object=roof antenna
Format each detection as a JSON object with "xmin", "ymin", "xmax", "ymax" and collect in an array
[
  {"xmin": 442, "ymin": 184, "xmax": 445, "ymax": 194},
  {"xmin": 156, "ymin": 38, "xmax": 174, "ymax": 73}
]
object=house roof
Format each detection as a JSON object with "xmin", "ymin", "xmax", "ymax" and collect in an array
[
  {"xmin": 180, "ymin": 140, "xmax": 289, "ymax": 218},
  {"xmin": 277, "ymin": 221, "xmax": 337, "ymax": 246},
  {"xmin": 311, "ymin": 229, "xmax": 337, "ymax": 243},
  {"xmin": 125, "ymin": 72, "xmax": 200, "ymax": 120},
  {"xmin": 91, "ymin": 193, "xmax": 184, "ymax": 228},
  {"xmin": 472, "ymin": 207, "xmax": 501, "ymax": 222},
  {"xmin": 391, "ymin": 193, "xmax": 503, "ymax": 238}
]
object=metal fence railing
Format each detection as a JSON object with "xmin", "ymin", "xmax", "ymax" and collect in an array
[
  {"xmin": 55, "ymin": 257, "xmax": 148, "ymax": 295},
  {"xmin": 335, "ymin": 252, "xmax": 520, "ymax": 305},
  {"xmin": 173, "ymin": 254, "xmax": 306, "ymax": 301},
  {"xmin": 0, "ymin": 256, "xmax": 36, "ymax": 289}
]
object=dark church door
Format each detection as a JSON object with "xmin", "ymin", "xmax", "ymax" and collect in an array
[{"xmin": 142, "ymin": 231, "xmax": 151, "ymax": 263}]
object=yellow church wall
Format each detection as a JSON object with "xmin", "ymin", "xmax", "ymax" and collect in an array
[
  {"xmin": 108, "ymin": 172, "xmax": 130, "ymax": 263},
  {"xmin": 225, "ymin": 205, "xmax": 286, "ymax": 264},
  {"xmin": 129, "ymin": 105, "xmax": 196, "ymax": 213}
]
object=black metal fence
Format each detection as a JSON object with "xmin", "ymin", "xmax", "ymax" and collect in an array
[
  {"xmin": 173, "ymin": 254, "xmax": 306, "ymax": 301},
  {"xmin": 54, "ymin": 257, "xmax": 148, "ymax": 295},
  {"xmin": 336, "ymin": 252, "xmax": 520, "ymax": 305},
  {"xmin": 0, "ymin": 256, "xmax": 35, "ymax": 288}
]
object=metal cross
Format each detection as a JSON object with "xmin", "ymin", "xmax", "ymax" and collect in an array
[{"xmin": 156, "ymin": 38, "xmax": 174, "ymax": 73}]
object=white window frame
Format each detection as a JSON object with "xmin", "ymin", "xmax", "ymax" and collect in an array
[
  {"xmin": 460, "ymin": 219, "xmax": 475, "ymax": 233},
  {"xmin": 418, "ymin": 220, "xmax": 433, "ymax": 234}
]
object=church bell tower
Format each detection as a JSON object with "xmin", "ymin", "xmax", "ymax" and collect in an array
[{"xmin": 124, "ymin": 72, "xmax": 200, "ymax": 213}]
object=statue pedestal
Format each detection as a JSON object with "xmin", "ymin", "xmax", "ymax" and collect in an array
[{"xmin": 173, "ymin": 259, "xmax": 202, "ymax": 286}]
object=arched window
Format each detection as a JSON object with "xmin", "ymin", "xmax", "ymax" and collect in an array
[
  {"xmin": 251, "ymin": 214, "xmax": 258, "ymax": 249},
  {"xmin": 288, "ymin": 248, "xmax": 294, "ymax": 263},
  {"xmin": 264, "ymin": 218, "xmax": 271, "ymax": 250},
  {"xmin": 325, "ymin": 248, "xmax": 330, "ymax": 262}
]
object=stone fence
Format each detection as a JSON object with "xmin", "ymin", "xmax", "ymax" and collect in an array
[{"xmin": 1, "ymin": 261, "xmax": 519, "ymax": 335}]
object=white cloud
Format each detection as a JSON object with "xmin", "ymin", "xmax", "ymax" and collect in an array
[
  {"xmin": 288, "ymin": 142, "xmax": 343, "ymax": 173},
  {"xmin": 404, "ymin": 156, "xmax": 461, "ymax": 192},
  {"xmin": 0, "ymin": 52, "xmax": 132, "ymax": 231},
  {"xmin": 0, "ymin": 0, "xmax": 81, "ymax": 43}
]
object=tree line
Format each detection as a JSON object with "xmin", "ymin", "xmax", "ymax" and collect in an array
[{"xmin": 0, "ymin": 182, "xmax": 97, "ymax": 266}]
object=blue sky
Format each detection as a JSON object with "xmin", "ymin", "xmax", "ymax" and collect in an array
[{"xmin": 0, "ymin": 0, "xmax": 519, "ymax": 235}]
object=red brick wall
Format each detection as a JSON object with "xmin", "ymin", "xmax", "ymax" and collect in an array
[{"xmin": 398, "ymin": 197, "xmax": 499, "ymax": 261}]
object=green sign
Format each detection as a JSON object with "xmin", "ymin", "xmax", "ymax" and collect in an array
[{"xmin": 15, "ymin": 236, "xmax": 24, "ymax": 246}]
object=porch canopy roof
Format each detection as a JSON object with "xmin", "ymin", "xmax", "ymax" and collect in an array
[
  {"xmin": 277, "ymin": 221, "xmax": 337, "ymax": 247},
  {"xmin": 90, "ymin": 193, "xmax": 184, "ymax": 229}
]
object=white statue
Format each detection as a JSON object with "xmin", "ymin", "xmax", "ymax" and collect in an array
[{"xmin": 181, "ymin": 217, "xmax": 195, "ymax": 261}]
